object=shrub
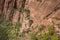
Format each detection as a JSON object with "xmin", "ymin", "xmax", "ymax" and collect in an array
[
  {"xmin": 0, "ymin": 26, "xmax": 9, "ymax": 40},
  {"xmin": 20, "ymin": 7, "xmax": 24, "ymax": 13},
  {"xmin": 29, "ymin": 24, "xmax": 59, "ymax": 40},
  {"xmin": 0, "ymin": 18, "xmax": 21, "ymax": 40},
  {"xmin": 36, "ymin": 31, "xmax": 49, "ymax": 40},
  {"xmin": 48, "ymin": 25, "xmax": 54, "ymax": 35},
  {"xmin": 48, "ymin": 25, "xmax": 54, "ymax": 31},
  {"xmin": 51, "ymin": 34, "xmax": 58, "ymax": 40},
  {"xmin": 30, "ymin": 32, "xmax": 37, "ymax": 40},
  {"xmin": 37, "ymin": 36, "xmax": 41, "ymax": 40},
  {"xmin": 37, "ymin": 24, "xmax": 43, "ymax": 31},
  {"xmin": 42, "ymin": 32, "xmax": 49, "ymax": 40}
]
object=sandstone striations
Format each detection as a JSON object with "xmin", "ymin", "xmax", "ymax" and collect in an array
[{"xmin": 0, "ymin": 0, "xmax": 60, "ymax": 40}]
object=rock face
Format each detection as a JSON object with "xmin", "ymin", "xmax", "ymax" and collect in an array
[
  {"xmin": 0, "ymin": 0, "xmax": 60, "ymax": 40},
  {"xmin": 0, "ymin": 0, "xmax": 60, "ymax": 30}
]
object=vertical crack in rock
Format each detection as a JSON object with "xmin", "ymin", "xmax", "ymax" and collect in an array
[
  {"xmin": 22, "ymin": 0, "xmax": 26, "ymax": 8},
  {"xmin": 14, "ymin": 0, "xmax": 17, "ymax": 9},
  {"xmin": 0, "ymin": 0, "xmax": 5, "ymax": 16}
]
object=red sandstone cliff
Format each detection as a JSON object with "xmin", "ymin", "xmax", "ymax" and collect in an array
[{"xmin": 0, "ymin": 0, "xmax": 60, "ymax": 40}]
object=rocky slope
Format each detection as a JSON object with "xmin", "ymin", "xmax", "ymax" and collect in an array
[{"xmin": 0, "ymin": 0, "xmax": 60, "ymax": 40}]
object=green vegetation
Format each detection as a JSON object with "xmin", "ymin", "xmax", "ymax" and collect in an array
[
  {"xmin": 37, "ymin": 36, "xmax": 41, "ymax": 40},
  {"xmin": 0, "ymin": 16, "xmax": 59, "ymax": 40},
  {"xmin": 51, "ymin": 34, "xmax": 58, "ymax": 40},
  {"xmin": 58, "ymin": 24, "xmax": 60, "ymax": 28},
  {"xmin": 48, "ymin": 25, "xmax": 54, "ymax": 35},
  {"xmin": 20, "ymin": 7, "xmax": 30, "ymax": 13},
  {"xmin": 29, "ymin": 24, "xmax": 59, "ymax": 40},
  {"xmin": 0, "ymin": 26, "xmax": 9, "ymax": 40},
  {"xmin": 37, "ymin": 0, "xmax": 42, "ymax": 2},
  {"xmin": 42, "ymin": 32, "xmax": 49, "ymax": 40},
  {"xmin": 25, "ymin": 29, "xmax": 31, "ymax": 33},
  {"xmin": 20, "ymin": 29, "xmax": 30, "ymax": 37},
  {"xmin": 30, "ymin": 32, "xmax": 37, "ymax": 40},
  {"xmin": 48, "ymin": 25, "xmax": 54, "ymax": 31},
  {"xmin": 0, "ymin": 16, "xmax": 21, "ymax": 40},
  {"xmin": 6, "ymin": 22, "xmax": 21, "ymax": 40},
  {"xmin": 19, "ymin": 31, "xmax": 25, "ymax": 37},
  {"xmin": 37, "ymin": 24, "xmax": 43, "ymax": 31},
  {"xmin": 20, "ymin": 7, "xmax": 24, "ymax": 13},
  {"xmin": 20, "ymin": 7, "xmax": 30, "ymax": 20}
]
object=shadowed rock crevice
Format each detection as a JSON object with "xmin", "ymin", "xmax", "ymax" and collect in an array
[
  {"xmin": 14, "ymin": 0, "xmax": 17, "ymax": 9},
  {"xmin": 45, "ymin": 3, "xmax": 60, "ymax": 19}
]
